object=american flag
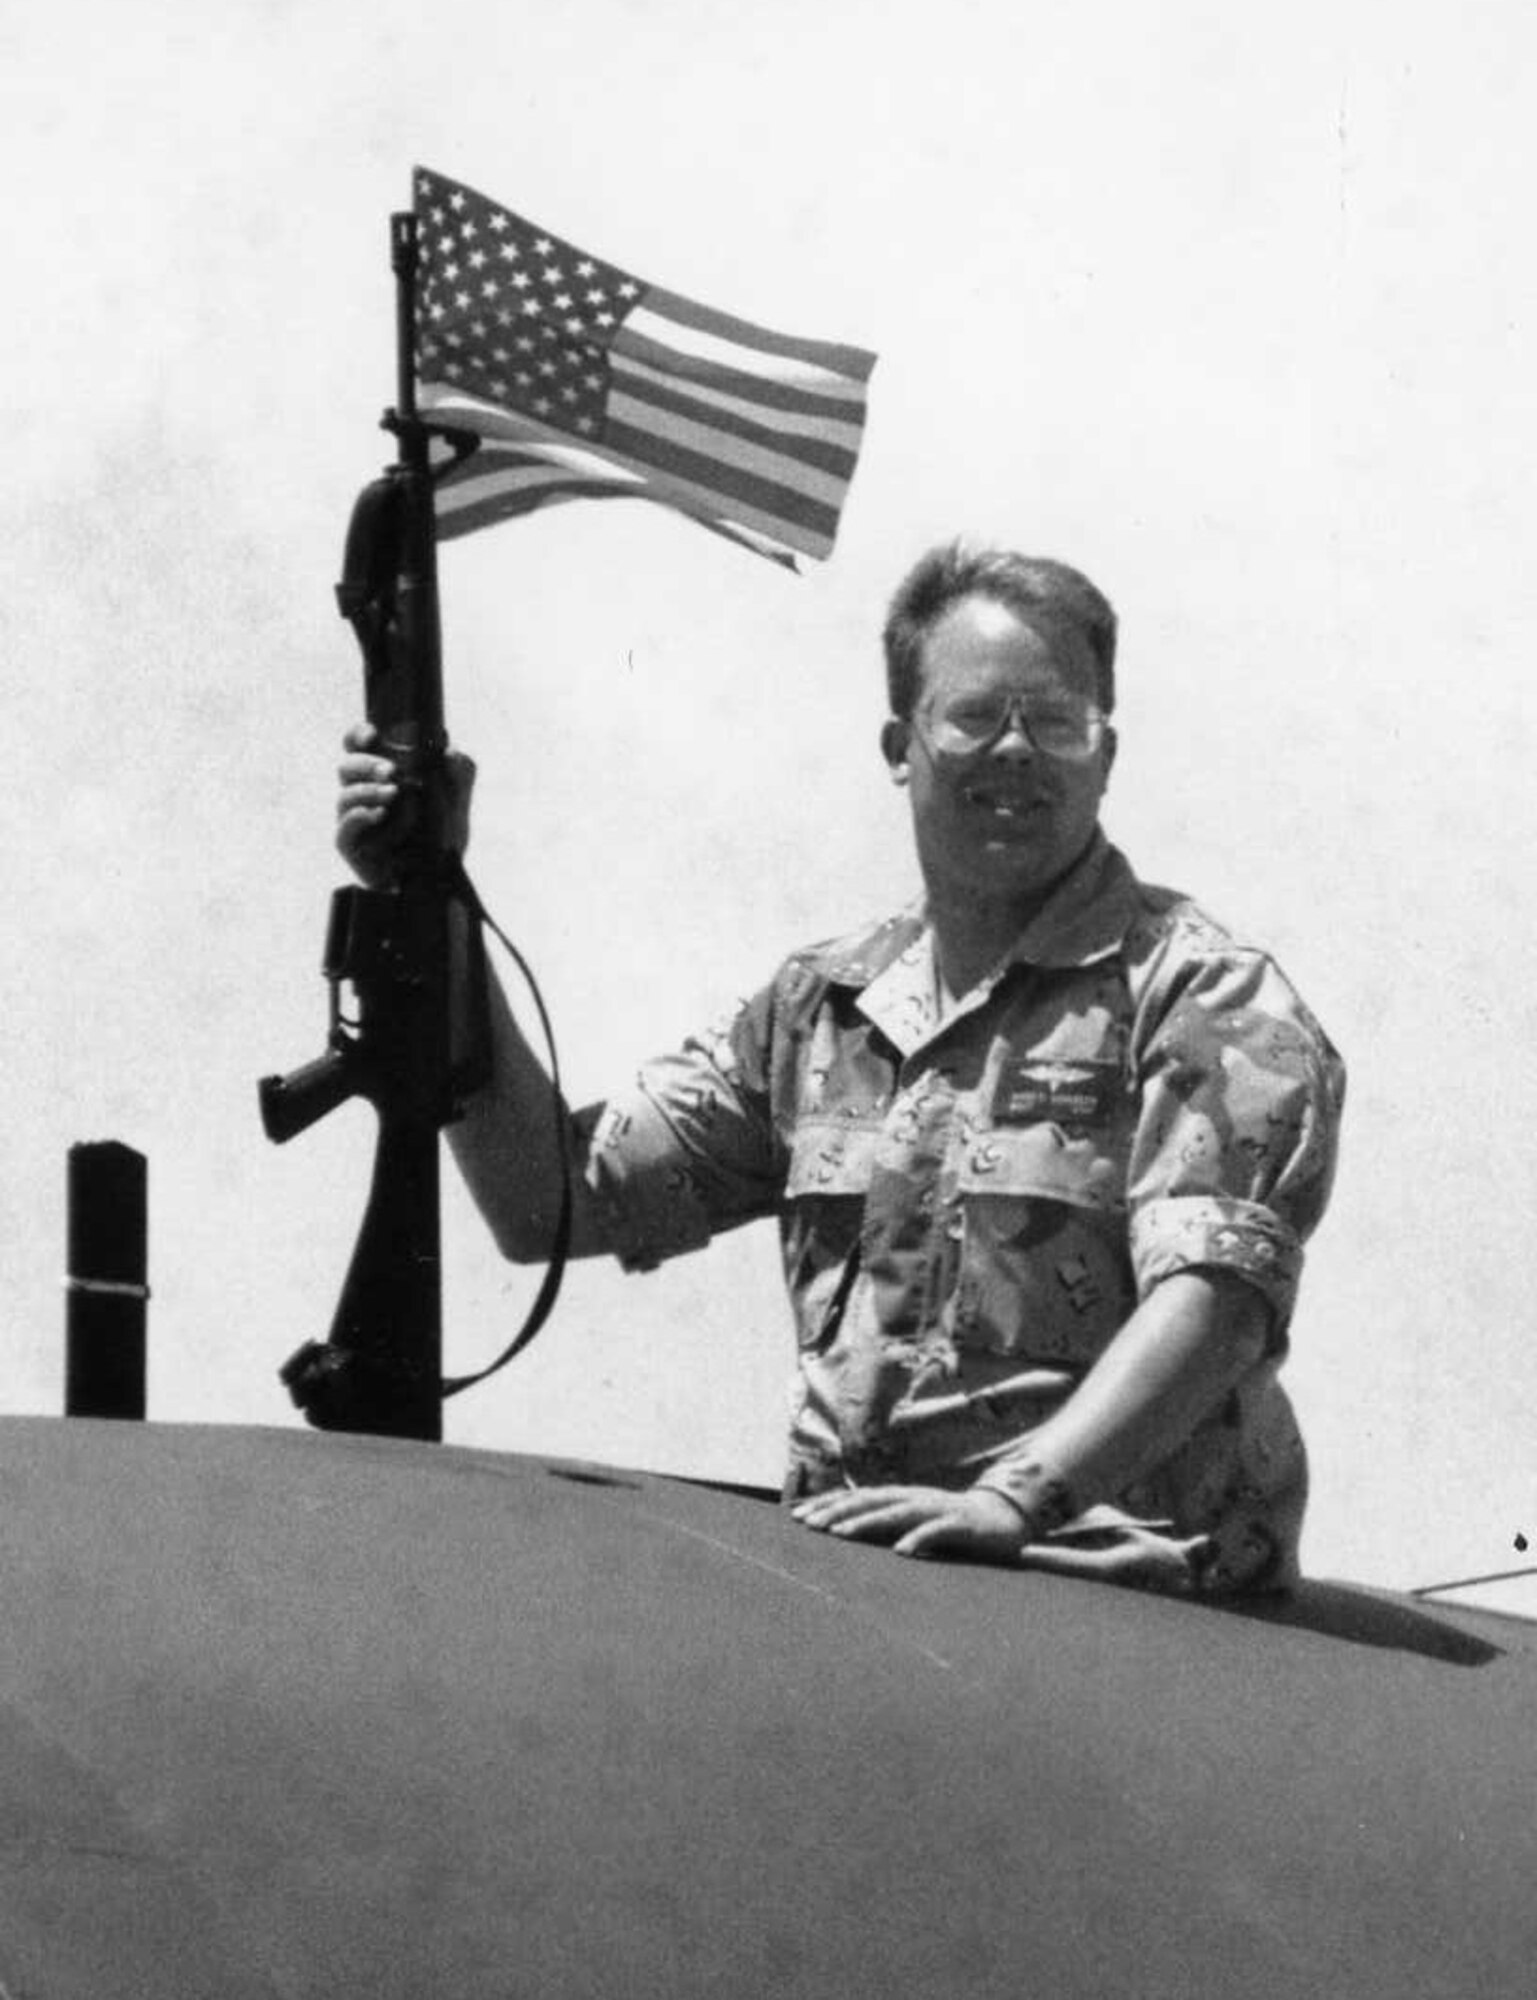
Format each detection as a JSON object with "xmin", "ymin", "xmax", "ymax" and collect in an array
[{"xmin": 411, "ymin": 167, "xmax": 876, "ymax": 567}]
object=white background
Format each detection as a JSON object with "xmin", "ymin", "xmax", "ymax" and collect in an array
[{"xmin": 4, "ymin": 0, "xmax": 1534, "ymax": 1593}]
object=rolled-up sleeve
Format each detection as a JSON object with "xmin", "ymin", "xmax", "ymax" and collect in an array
[
  {"xmin": 1126, "ymin": 946, "xmax": 1345, "ymax": 1339},
  {"xmin": 578, "ymin": 985, "xmax": 789, "ymax": 1272}
]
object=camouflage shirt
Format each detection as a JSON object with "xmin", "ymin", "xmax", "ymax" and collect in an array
[{"xmin": 577, "ymin": 834, "xmax": 1345, "ymax": 1593}]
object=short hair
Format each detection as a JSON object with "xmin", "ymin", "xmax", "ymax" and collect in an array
[{"xmin": 881, "ymin": 541, "xmax": 1118, "ymax": 720}]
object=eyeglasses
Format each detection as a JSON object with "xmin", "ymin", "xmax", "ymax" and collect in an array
[{"xmin": 917, "ymin": 691, "xmax": 1108, "ymax": 763}]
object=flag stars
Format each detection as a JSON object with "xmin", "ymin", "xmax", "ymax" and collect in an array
[{"xmin": 415, "ymin": 179, "xmax": 641, "ymax": 441}]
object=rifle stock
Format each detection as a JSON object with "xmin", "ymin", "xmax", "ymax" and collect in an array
[{"xmin": 277, "ymin": 1102, "xmax": 443, "ymax": 1437}]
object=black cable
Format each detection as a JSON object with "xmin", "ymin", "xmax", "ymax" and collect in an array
[{"xmin": 440, "ymin": 862, "xmax": 573, "ymax": 1398}]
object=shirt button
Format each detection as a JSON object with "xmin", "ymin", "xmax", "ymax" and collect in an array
[{"xmin": 970, "ymin": 1144, "xmax": 1001, "ymax": 1174}]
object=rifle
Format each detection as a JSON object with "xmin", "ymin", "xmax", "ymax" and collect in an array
[{"xmin": 259, "ymin": 212, "xmax": 495, "ymax": 1441}]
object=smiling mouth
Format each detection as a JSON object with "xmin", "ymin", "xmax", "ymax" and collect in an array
[{"xmin": 962, "ymin": 786, "xmax": 1047, "ymax": 822}]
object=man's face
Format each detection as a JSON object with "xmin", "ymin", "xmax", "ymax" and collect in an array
[{"xmin": 882, "ymin": 592, "xmax": 1115, "ymax": 913}]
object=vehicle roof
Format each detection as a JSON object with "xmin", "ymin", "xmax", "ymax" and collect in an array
[{"xmin": 0, "ymin": 1415, "xmax": 1532, "ymax": 1997}]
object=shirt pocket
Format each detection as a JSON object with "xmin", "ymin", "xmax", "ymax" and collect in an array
[
  {"xmin": 953, "ymin": 1120, "xmax": 1132, "ymax": 1360},
  {"xmin": 955, "ymin": 1116, "xmax": 1126, "ymax": 1216},
  {"xmin": 784, "ymin": 1119, "xmax": 882, "ymax": 1227},
  {"xmin": 782, "ymin": 1121, "xmax": 882, "ymax": 1347}
]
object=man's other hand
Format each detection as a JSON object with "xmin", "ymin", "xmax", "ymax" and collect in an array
[{"xmin": 792, "ymin": 1484, "xmax": 1029, "ymax": 1563}]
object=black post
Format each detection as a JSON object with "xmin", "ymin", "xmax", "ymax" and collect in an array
[{"xmin": 65, "ymin": 1141, "xmax": 148, "ymax": 1419}]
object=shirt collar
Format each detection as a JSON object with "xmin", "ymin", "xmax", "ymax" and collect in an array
[
  {"xmin": 990, "ymin": 831, "xmax": 1141, "ymax": 972},
  {"xmin": 839, "ymin": 833, "xmax": 1141, "ymax": 1056}
]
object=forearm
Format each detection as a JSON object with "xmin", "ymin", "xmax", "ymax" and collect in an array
[
  {"xmin": 974, "ymin": 1269, "xmax": 1271, "ymax": 1531},
  {"xmin": 447, "ymin": 960, "xmax": 608, "ymax": 1263}
]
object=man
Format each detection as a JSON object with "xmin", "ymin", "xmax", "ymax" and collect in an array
[{"xmin": 338, "ymin": 541, "xmax": 1344, "ymax": 1593}]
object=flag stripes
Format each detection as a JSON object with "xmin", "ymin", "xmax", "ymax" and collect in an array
[
  {"xmin": 640, "ymin": 285, "xmax": 878, "ymax": 382},
  {"xmin": 611, "ymin": 330, "xmax": 868, "ymax": 424},
  {"xmin": 611, "ymin": 371, "xmax": 858, "ymax": 483},
  {"xmin": 603, "ymin": 412, "xmax": 844, "ymax": 536},
  {"xmin": 606, "ymin": 382, "xmax": 854, "ymax": 501},
  {"xmin": 619, "ymin": 302, "xmax": 872, "ymax": 402},
  {"xmin": 423, "ymin": 386, "xmax": 838, "ymax": 558},
  {"xmin": 429, "ymin": 437, "xmax": 799, "ymax": 566},
  {"xmin": 613, "ymin": 351, "xmax": 865, "ymax": 462}
]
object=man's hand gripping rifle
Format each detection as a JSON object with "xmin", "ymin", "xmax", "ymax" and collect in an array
[{"xmin": 259, "ymin": 212, "xmax": 488, "ymax": 1442}]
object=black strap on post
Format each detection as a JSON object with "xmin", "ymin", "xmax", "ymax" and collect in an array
[
  {"xmin": 65, "ymin": 1141, "xmax": 148, "ymax": 1419},
  {"xmin": 440, "ymin": 866, "xmax": 573, "ymax": 1398}
]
